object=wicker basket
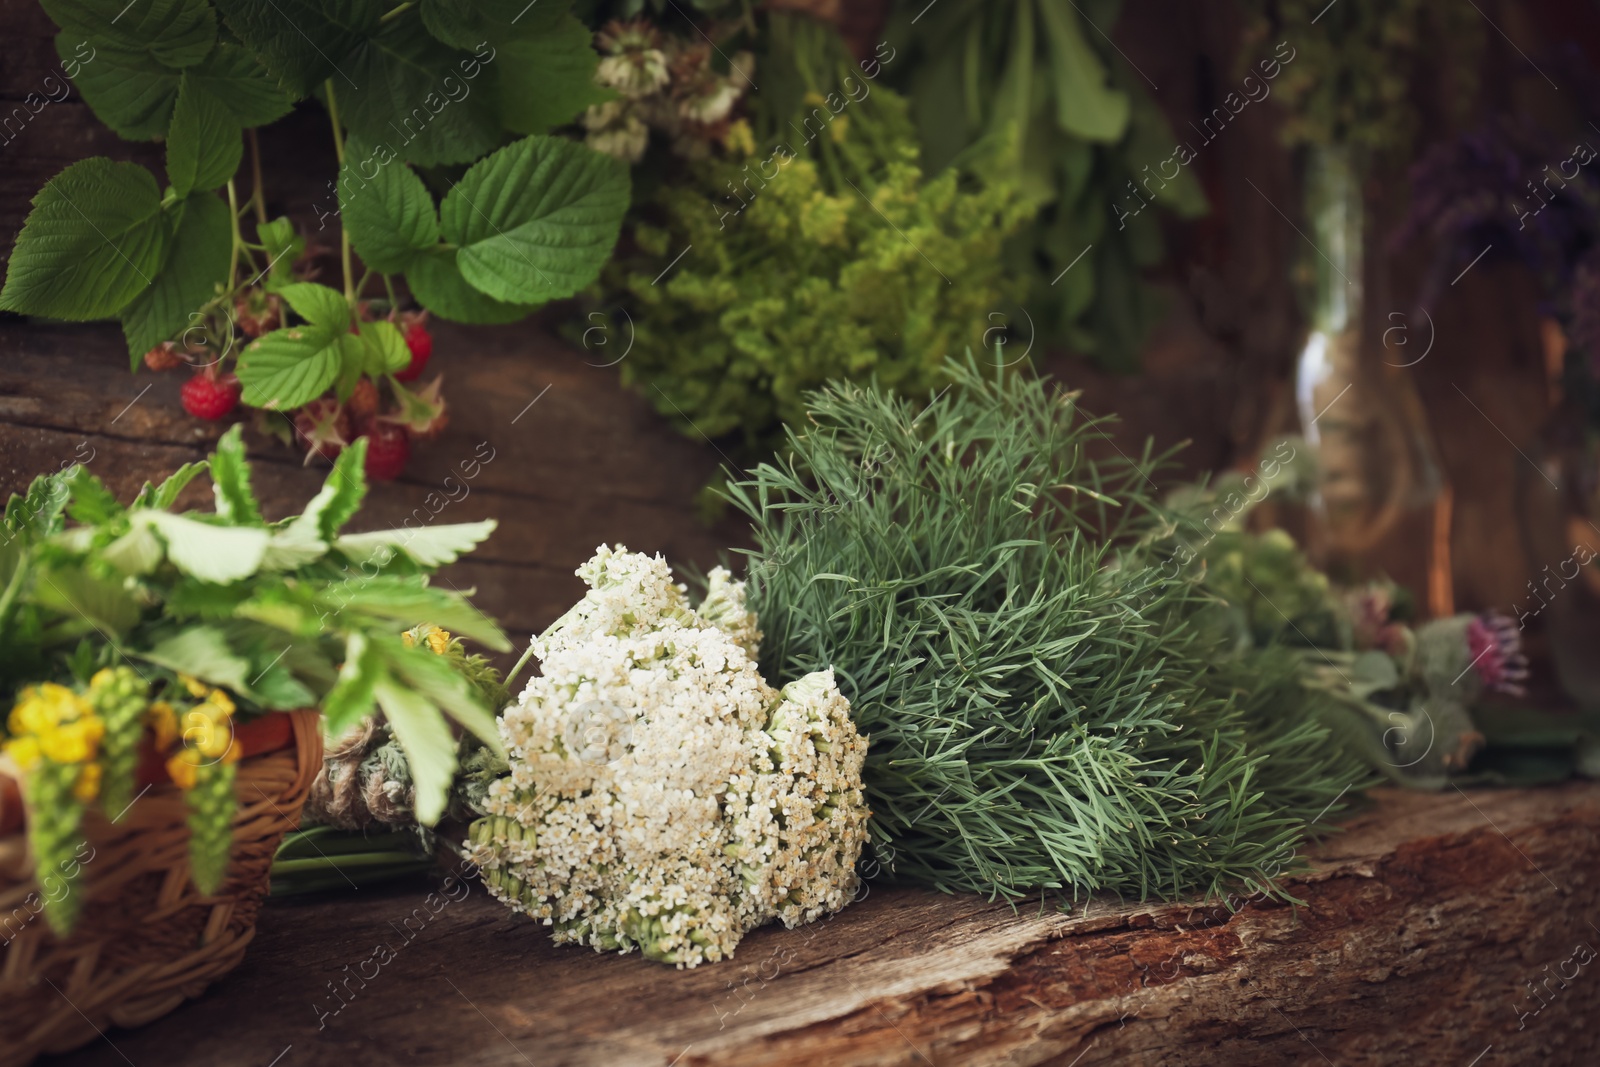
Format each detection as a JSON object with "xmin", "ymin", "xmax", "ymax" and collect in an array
[{"xmin": 0, "ymin": 710, "xmax": 322, "ymax": 1066}]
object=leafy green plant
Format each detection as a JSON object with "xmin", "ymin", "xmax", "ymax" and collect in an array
[
  {"xmin": 887, "ymin": 0, "xmax": 1208, "ymax": 369},
  {"xmin": 726, "ymin": 357, "xmax": 1365, "ymax": 902},
  {"xmin": 1, "ymin": 426, "xmax": 510, "ymax": 925},
  {"xmin": 601, "ymin": 73, "xmax": 1035, "ymax": 451},
  {"xmin": 1236, "ymin": 0, "xmax": 1481, "ymax": 156},
  {"xmin": 1, "ymin": 0, "xmax": 629, "ymax": 477}
]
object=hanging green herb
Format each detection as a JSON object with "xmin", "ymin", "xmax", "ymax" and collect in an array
[
  {"xmin": 886, "ymin": 0, "xmax": 1208, "ymax": 369},
  {"xmin": 594, "ymin": 13, "xmax": 1035, "ymax": 452},
  {"xmin": 1236, "ymin": 0, "xmax": 1482, "ymax": 156}
]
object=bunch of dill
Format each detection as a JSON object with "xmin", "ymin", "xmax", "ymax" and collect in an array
[{"xmin": 725, "ymin": 357, "xmax": 1368, "ymax": 903}]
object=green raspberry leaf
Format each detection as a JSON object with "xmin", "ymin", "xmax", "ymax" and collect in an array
[
  {"xmin": 335, "ymin": 519, "xmax": 498, "ymax": 570},
  {"xmin": 212, "ymin": 0, "xmax": 382, "ymax": 97},
  {"xmin": 322, "ymin": 632, "xmax": 384, "ymax": 736},
  {"xmin": 338, "ymin": 17, "xmax": 503, "ymax": 167},
  {"xmin": 339, "ymin": 149, "xmax": 440, "ymax": 272},
  {"xmin": 120, "ymin": 192, "xmax": 231, "ymax": 364},
  {"xmin": 33, "ymin": 566, "xmax": 143, "ymax": 635},
  {"xmin": 360, "ymin": 319, "xmax": 411, "ymax": 373},
  {"xmin": 168, "ymin": 74, "xmax": 243, "ymax": 197},
  {"xmin": 139, "ymin": 511, "xmax": 272, "ymax": 583},
  {"xmin": 379, "ymin": 640, "xmax": 503, "ymax": 753},
  {"xmin": 209, "ymin": 424, "xmax": 265, "ymax": 525},
  {"xmin": 374, "ymin": 672, "xmax": 456, "ymax": 825},
  {"xmin": 420, "ymin": 0, "xmax": 569, "ymax": 49},
  {"xmin": 187, "ymin": 42, "xmax": 296, "ymax": 127},
  {"xmin": 0, "ymin": 158, "xmax": 169, "ymax": 320},
  {"xmin": 234, "ymin": 323, "xmax": 346, "ymax": 410},
  {"xmin": 312, "ymin": 574, "xmax": 509, "ymax": 649},
  {"xmin": 441, "ymin": 135, "xmax": 629, "ymax": 304},
  {"xmin": 496, "ymin": 15, "xmax": 611, "ymax": 135},
  {"xmin": 404, "ymin": 247, "xmax": 535, "ymax": 324},
  {"xmin": 138, "ymin": 625, "xmax": 256, "ymax": 689},
  {"xmin": 288, "ymin": 437, "xmax": 369, "ymax": 543},
  {"xmin": 277, "ymin": 282, "xmax": 352, "ymax": 331},
  {"xmin": 133, "ymin": 461, "xmax": 207, "ymax": 510},
  {"xmin": 58, "ymin": 34, "xmax": 180, "ymax": 139},
  {"xmin": 4, "ymin": 470, "xmax": 73, "ymax": 542},
  {"xmin": 42, "ymin": 0, "xmax": 215, "ymax": 69}
]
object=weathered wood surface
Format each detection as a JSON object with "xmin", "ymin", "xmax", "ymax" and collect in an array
[
  {"xmin": 0, "ymin": 318, "xmax": 741, "ymax": 646},
  {"xmin": 36, "ymin": 781, "xmax": 1600, "ymax": 1067}
]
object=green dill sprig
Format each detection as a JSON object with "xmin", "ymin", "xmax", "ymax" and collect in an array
[{"xmin": 726, "ymin": 356, "xmax": 1369, "ymax": 904}]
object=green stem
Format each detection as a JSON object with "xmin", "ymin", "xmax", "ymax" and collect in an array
[
  {"xmin": 325, "ymin": 80, "xmax": 355, "ymax": 303},
  {"xmin": 382, "ymin": 273, "xmax": 399, "ymax": 307},
  {"xmin": 271, "ymin": 852, "xmax": 428, "ymax": 874},
  {"xmin": 379, "ymin": 1, "xmax": 414, "ymax": 24},
  {"xmin": 356, "ymin": 268, "xmax": 374, "ymax": 300},
  {"xmin": 226, "ymin": 179, "xmax": 244, "ymax": 291},
  {"xmin": 507, "ymin": 639, "xmax": 540, "ymax": 689},
  {"xmin": 247, "ymin": 127, "xmax": 269, "ymax": 228},
  {"xmin": 0, "ymin": 550, "xmax": 29, "ymax": 633}
]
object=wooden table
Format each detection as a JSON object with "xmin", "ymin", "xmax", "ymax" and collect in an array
[{"xmin": 40, "ymin": 781, "xmax": 1600, "ymax": 1067}]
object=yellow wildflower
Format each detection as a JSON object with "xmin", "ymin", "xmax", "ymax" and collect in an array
[
  {"xmin": 90, "ymin": 668, "xmax": 117, "ymax": 690},
  {"xmin": 179, "ymin": 674, "xmax": 209, "ymax": 699},
  {"xmin": 38, "ymin": 717, "xmax": 104, "ymax": 764},
  {"xmin": 166, "ymin": 749, "xmax": 200, "ymax": 791},
  {"xmin": 182, "ymin": 708, "xmax": 234, "ymax": 759},
  {"xmin": 73, "ymin": 762, "xmax": 102, "ymax": 803},
  {"xmin": 9, "ymin": 683, "xmax": 86, "ymax": 737},
  {"xmin": 204, "ymin": 688, "xmax": 236, "ymax": 719},
  {"xmin": 4, "ymin": 735, "xmax": 41, "ymax": 771},
  {"xmin": 403, "ymin": 624, "xmax": 452, "ymax": 655},
  {"xmin": 147, "ymin": 701, "xmax": 179, "ymax": 751}
]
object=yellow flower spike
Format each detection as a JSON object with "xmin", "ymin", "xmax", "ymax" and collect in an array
[
  {"xmin": 166, "ymin": 750, "xmax": 199, "ymax": 791},
  {"xmin": 39, "ymin": 717, "xmax": 104, "ymax": 764},
  {"xmin": 3, "ymin": 736, "xmax": 41, "ymax": 771},
  {"xmin": 179, "ymin": 674, "xmax": 208, "ymax": 699},
  {"xmin": 401, "ymin": 631, "xmax": 415, "ymax": 648},
  {"xmin": 426, "ymin": 628, "xmax": 451, "ymax": 656},
  {"xmin": 147, "ymin": 701, "xmax": 179, "ymax": 751},
  {"xmin": 90, "ymin": 668, "xmax": 116, "ymax": 690},
  {"xmin": 73, "ymin": 763, "xmax": 102, "ymax": 803},
  {"xmin": 205, "ymin": 689, "xmax": 236, "ymax": 719}
]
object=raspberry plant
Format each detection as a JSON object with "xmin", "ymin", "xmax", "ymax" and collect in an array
[{"xmin": 0, "ymin": 0, "xmax": 630, "ymax": 477}]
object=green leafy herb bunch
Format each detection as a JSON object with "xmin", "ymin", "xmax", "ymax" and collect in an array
[
  {"xmin": 0, "ymin": 426, "xmax": 510, "ymax": 926},
  {"xmin": 886, "ymin": 0, "xmax": 1209, "ymax": 369},
  {"xmin": 601, "ymin": 46, "xmax": 1036, "ymax": 452},
  {"xmin": 726, "ymin": 356, "xmax": 1365, "ymax": 903},
  {"xmin": 0, "ymin": 0, "xmax": 631, "ymax": 480}
]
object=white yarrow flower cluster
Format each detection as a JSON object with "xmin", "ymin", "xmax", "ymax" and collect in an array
[{"xmin": 469, "ymin": 545, "xmax": 869, "ymax": 967}]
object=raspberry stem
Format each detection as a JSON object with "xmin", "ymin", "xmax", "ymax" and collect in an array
[{"xmin": 324, "ymin": 80, "xmax": 355, "ymax": 305}]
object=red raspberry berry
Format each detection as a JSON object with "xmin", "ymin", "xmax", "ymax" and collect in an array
[
  {"xmin": 143, "ymin": 342, "xmax": 184, "ymax": 372},
  {"xmin": 234, "ymin": 290, "xmax": 281, "ymax": 338},
  {"xmin": 395, "ymin": 320, "xmax": 433, "ymax": 382},
  {"xmin": 180, "ymin": 370, "xmax": 241, "ymax": 421},
  {"xmin": 361, "ymin": 420, "xmax": 411, "ymax": 481},
  {"xmin": 293, "ymin": 397, "xmax": 352, "ymax": 465},
  {"xmin": 346, "ymin": 377, "xmax": 380, "ymax": 421}
]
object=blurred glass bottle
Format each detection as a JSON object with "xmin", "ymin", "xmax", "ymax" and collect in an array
[{"xmin": 1294, "ymin": 145, "xmax": 1449, "ymax": 608}]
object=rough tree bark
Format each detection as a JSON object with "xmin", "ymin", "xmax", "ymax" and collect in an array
[{"xmin": 40, "ymin": 781, "xmax": 1600, "ymax": 1067}]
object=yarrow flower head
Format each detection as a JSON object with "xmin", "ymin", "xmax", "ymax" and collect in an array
[{"xmin": 468, "ymin": 545, "xmax": 869, "ymax": 967}]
